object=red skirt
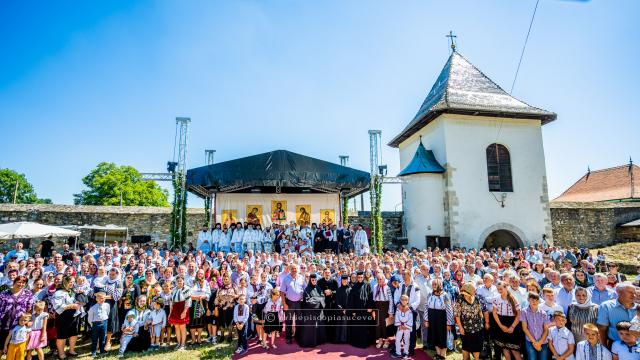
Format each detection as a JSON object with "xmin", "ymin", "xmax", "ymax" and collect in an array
[{"xmin": 168, "ymin": 301, "xmax": 190, "ymax": 325}]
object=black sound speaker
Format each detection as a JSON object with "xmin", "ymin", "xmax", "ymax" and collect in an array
[
  {"xmin": 439, "ymin": 236, "xmax": 451, "ymax": 250},
  {"xmin": 394, "ymin": 237, "xmax": 408, "ymax": 246},
  {"xmin": 426, "ymin": 236, "xmax": 438, "ymax": 249},
  {"xmin": 130, "ymin": 235, "xmax": 152, "ymax": 243}
]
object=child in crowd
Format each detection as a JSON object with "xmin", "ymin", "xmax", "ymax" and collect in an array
[
  {"xmin": 148, "ymin": 298, "xmax": 167, "ymax": 350},
  {"xmin": 575, "ymin": 323, "xmax": 612, "ymax": 360},
  {"xmin": 541, "ymin": 288, "xmax": 564, "ymax": 325},
  {"xmin": 263, "ymin": 288, "xmax": 282, "ymax": 349},
  {"xmin": 26, "ymin": 301, "xmax": 48, "ymax": 360},
  {"xmin": 159, "ymin": 281, "xmax": 173, "ymax": 347},
  {"xmin": 612, "ymin": 322, "xmax": 640, "ymax": 360},
  {"xmin": 548, "ymin": 311, "xmax": 575, "ymax": 360},
  {"xmin": 119, "ymin": 311, "xmax": 139, "ymax": 358},
  {"xmin": 521, "ymin": 292, "xmax": 550, "ymax": 360},
  {"xmin": 394, "ymin": 294, "xmax": 413, "ymax": 359},
  {"xmin": 233, "ymin": 294, "xmax": 250, "ymax": 355},
  {"xmin": 3, "ymin": 313, "xmax": 32, "ymax": 360},
  {"xmin": 87, "ymin": 292, "xmax": 110, "ymax": 357}
]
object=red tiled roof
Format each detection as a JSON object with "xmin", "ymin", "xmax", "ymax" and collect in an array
[{"xmin": 553, "ymin": 164, "xmax": 640, "ymax": 202}]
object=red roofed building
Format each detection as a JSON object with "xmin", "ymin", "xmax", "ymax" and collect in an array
[{"xmin": 554, "ymin": 163, "xmax": 640, "ymax": 202}]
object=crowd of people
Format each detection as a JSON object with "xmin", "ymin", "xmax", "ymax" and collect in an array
[{"xmin": 0, "ymin": 220, "xmax": 639, "ymax": 360}]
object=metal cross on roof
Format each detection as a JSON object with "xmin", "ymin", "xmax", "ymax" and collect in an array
[{"xmin": 446, "ymin": 30, "xmax": 457, "ymax": 52}]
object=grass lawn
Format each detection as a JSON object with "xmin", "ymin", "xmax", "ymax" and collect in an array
[
  {"xmin": 56, "ymin": 338, "xmax": 235, "ymax": 360},
  {"xmin": 593, "ymin": 241, "xmax": 640, "ymax": 276},
  {"xmin": 596, "ymin": 242, "xmax": 640, "ymax": 265}
]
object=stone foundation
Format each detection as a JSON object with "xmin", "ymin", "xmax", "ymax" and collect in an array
[{"xmin": 348, "ymin": 211, "xmax": 404, "ymax": 249}]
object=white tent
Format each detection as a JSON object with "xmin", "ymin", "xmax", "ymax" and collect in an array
[{"xmin": 0, "ymin": 222, "xmax": 80, "ymax": 239}]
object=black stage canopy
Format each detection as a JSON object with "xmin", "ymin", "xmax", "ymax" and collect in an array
[{"xmin": 186, "ymin": 150, "xmax": 370, "ymax": 198}]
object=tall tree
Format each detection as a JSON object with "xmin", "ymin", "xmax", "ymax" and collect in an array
[
  {"xmin": 0, "ymin": 169, "xmax": 51, "ymax": 204},
  {"xmin": 74, "ymin": 162, "xmax": 169, "ymax": 206}
]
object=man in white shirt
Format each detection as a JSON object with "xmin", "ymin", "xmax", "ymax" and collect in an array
[
  {"xmin": 476, "ymin": 274, "xmax": 499, "ymax": 312},
  {"xmin": 196, "ymin": 226, "xmax": 211, "ymax": 251},
  {"xmin": 555, "ymin": 273, "xmax": 576, "ymax": 314}
]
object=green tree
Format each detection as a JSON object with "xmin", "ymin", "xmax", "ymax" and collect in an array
[
  {"xmin": 0, "ymin": 169, "xmax": 51, "ymax": 204},
  {"xmin": 74, "ymin": 162, "xmax": 169, "ymax": 206}
]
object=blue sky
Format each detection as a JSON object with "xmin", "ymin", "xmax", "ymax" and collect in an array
[{"xmin": 1, "ymin": 0, "xmax": 638, "ymax": 210}]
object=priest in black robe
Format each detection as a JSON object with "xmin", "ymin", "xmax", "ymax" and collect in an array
[
  {"xmin": 347, "ymin": 270, "xmax": 375, "ymax": 348},
  {"xmin": 296, "ymin": 273, "xmax": 327, "ymax": 347},
  {"xmin": 334, "ymin": 275, "xmax": 351, "ymax": 343},
  {"xmin": 317, "ymin": 268, "xmax": 339, "ymax": 342}
]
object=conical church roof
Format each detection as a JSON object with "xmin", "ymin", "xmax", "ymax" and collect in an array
[
  {"xmin": 389, "ymin": 51, "xmax": 556, "ymax": 147},
  {"xmin": 398, "ymin": 140, "xmax": 445, "ymax": 176}
]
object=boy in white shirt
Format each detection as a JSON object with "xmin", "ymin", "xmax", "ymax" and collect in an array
[
  {"xmin": 612, "ymin": 322, "xmax": 640, "ymax": 360},
  {"xmin": 393, "ymin": 294, "xmax": 413, "ymax": 359},
  {"xmin": 548, "ymin": 311, "xmax": 576, "ymax": 360},
  {"xmin": 87, "ymin": 292, "xmax": 110, "ymax": 357},
  {"xmin": 575, "ymin": 323, "xmax": 612, "ymax": 360},
  {"xmin": 147, "ymin": 298, "xmax": 167, "ymax": 350},
  {"xmin": 541, "ymin": 288, "xmax": 564, "ymax": 325}
]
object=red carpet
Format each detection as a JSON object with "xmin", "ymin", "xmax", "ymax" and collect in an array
[{"xmin": 232, "ymin": 336, "xmax": 433, "ymax": 360}]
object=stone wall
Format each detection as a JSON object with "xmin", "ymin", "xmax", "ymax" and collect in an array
[
  {"xmin": 0, "ymin": 204, "xmax": 207, "ymax": 250},
  {"xmin": 348, "ymin": 211, "xmax": 403, "ymax": 249},
  {"xmin": 550, "ymin": 201, "xmax": 640, "ymax": 248},
  {"xmin": 4, "ymin": 202, "xmax": 640, "ymax": 252}
]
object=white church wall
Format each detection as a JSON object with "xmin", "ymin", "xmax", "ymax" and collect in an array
[
  {"xmin": 402, "ymin": 174, "xmax": 445, "ymax": 249},
  {"xmin": 398, "ymin": 117, "xmax": 447, "ymax": 168},
  {"xmin": 215, "ymin": 193, "xmax": 340, "ymax": 227},
  {"xmin": 398, "ymin": 118, "xmax": 447, "ymax": 249},
  {"xmin": 440, "ymin": 114, "xmax": 551, "ymax": 249}
]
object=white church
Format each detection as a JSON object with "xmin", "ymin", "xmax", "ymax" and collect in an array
[{"xmin": 389, "ymin": 50, "xmax": 556, "ymax": 250}]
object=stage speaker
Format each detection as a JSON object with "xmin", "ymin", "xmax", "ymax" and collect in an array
[
  {"xmin": 394, "ymin": 237, "xmax": 408, "ymax": 246},
  {"xmin": 130, "ymin": 235, "xmax": 152, "ymax": 244},
  {"xmin": 426, "ymin": 236, "xmax": 438, "ymax": 249},
  {"xmin": 439, "ymin": 236, "xmax": 451, "ymax": 250}
]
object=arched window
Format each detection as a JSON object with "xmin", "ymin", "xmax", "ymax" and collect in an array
[{"xmin": 486, "ymin": 143, "xmax": 513, "ymax": 192}]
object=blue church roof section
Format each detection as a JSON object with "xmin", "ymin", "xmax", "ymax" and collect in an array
[
  {"xmin": 389, "ymin": 51, "xmax": 556, "ymax": 147},
  {"xmin": 398, "ymin": 141, "xmax": 445, "ymax": 176}
]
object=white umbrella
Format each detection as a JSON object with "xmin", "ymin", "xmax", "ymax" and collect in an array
[{"xmin": 0, "ymin": 222, "xmax": 80, "ymax": 239}]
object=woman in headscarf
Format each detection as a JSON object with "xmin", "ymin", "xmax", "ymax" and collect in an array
[
  {"xmin": 214, "ymin": 273, "xmax": 238, "ymax": 343},
  {"xmin": 51, "ymin": 276, "xmax": 79, "ymax": 359},
  {"xmin": 440, "ymin": 271, "xmax": 456, "ymax": 301},
  {"xmin": 205, "ymin": 278, "xmax": 219, "ymax": 344},
  {"xmin": 123, "ymin": 294, "xmax": 151, "ymax": 352},
  {"xmin": 169, "ymin": 275, "xmax": 191, "ymax": 350},
  {"xmin": 424, "ymin": 278, "xmax": 455, "ymax": 360},
  {"xmin": 297, "ymin": 273, "xmax": 326, "ymax": 347},
  {"xmin": 454, "ymin": 282, "xmax": 489, "ymax": 360},
  {"xmin": 188, "ymin": 269, "xmax": 210, "ymax": 344},
  {"xmin": 118, "ymin": 272, "xmax": 139, "ymax": 333},
  {"xmin": 0, "ymin": 275, "xmax": 33, "ymax": 352},
  {"xmin": 334, "ymin": 275, "xmax": 351, "ymax": 344},
  {"xmin": 372, "ymin": 272, "xmax": 392, "ymax": 349},
  {"xmin": 103, "ymin": 267, "xmax": 123, "ymax": 350},
  {"xmin": 347, "ymin": 270, "xmax": 375, "ymax": 348},
  {"xmin": 574, "ymin": 269, "xmax": 591, "ymax": 289},
  {"xmin": 567, "ymin": 286, "xmax": 599, "ymax": 343}
]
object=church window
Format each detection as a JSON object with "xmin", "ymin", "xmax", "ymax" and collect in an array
[{"xmin": 486, "ymin": 144, "xmax": 513, "ymax": 192}]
